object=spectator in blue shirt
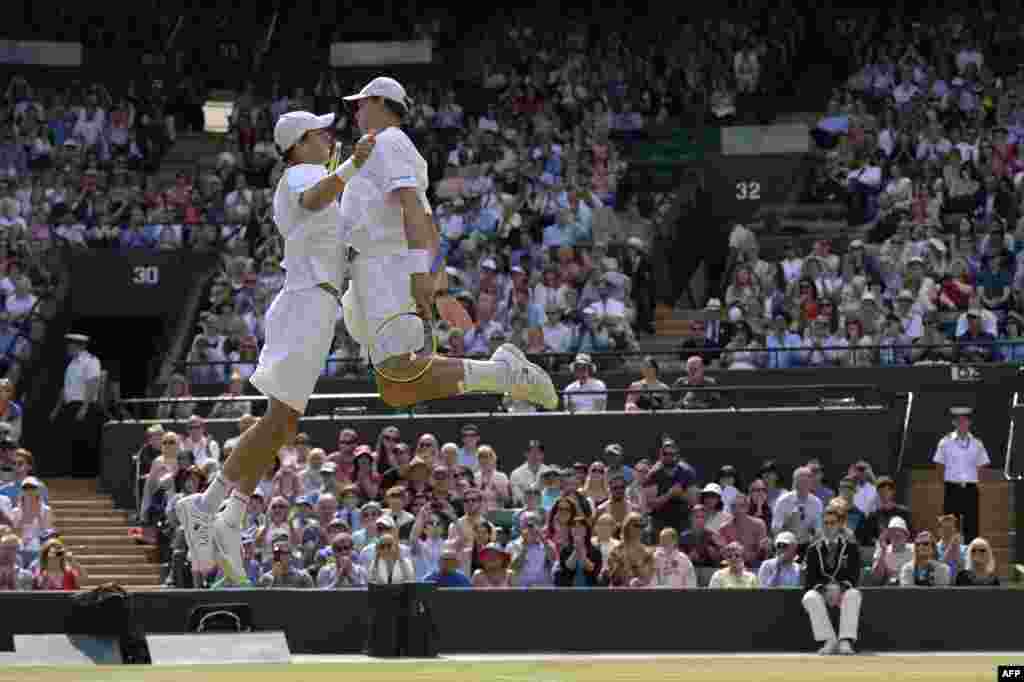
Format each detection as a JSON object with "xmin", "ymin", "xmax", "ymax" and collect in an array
[
  {"xmin": 423, "ymin": 543, "xmax": 471, "ymax": 587},
  {"xmin": 1000, "ymin": 313, "xmax": 1024, "ymax": 362},
  {"xmin": 765, "ymin": 314, "xmax": 803, "ymax": 368},
  {"xmin": 463, "ymin": 198, "xmax": 500, "ymax": 239},
  {"xmin": 0, "ymin": 313, "xmax": 21, "ymax": 360},
  {"xmin": 757, "ymin": 531, "xmax": 803, "ymax": 587}
]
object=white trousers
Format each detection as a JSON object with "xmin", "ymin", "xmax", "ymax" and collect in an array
[{"xmin": 802, "ymin": 588, "xmax": 861, "ymax": 642}]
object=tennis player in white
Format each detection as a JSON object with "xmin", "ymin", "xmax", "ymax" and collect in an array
[
  {"xmin": 175, "ymin": 111, "xmax": 374, "ymax": 584},
  {"xmin": 338, "ymin": 76, "xmax": 558, "ymax": 411}
]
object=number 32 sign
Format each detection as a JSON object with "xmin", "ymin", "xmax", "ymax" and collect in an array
[
  {"xmin": 132, "ymin": 266, "xmax": 160, "ymax": 286},
  {"xmin": 736, "ymin": 181, "xmax": 761, "ymax": 200}
]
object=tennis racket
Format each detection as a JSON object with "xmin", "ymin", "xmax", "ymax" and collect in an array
[{"xmin": 368, "ymin": 310, "xmax": 438, "ymax": 384}]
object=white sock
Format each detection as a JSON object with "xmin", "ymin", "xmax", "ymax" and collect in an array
[
  {"xmin": 461, "ymin": 360, "xmax": 511, "ymax": 393},
  {"xmin": 221, "ymin": 491, "xmax": 248, "ymax": 529},
  {"xmin": 201, "ymin": 473, "xmax": 234, "ymax": 514}
]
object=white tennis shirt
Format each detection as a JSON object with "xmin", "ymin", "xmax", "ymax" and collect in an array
[
  {"xmin": 272, "ymin": 163, "xmax": 346, "ymax": 293},
  {"xmin": 340, "ymin": 126, "xmax": 431, "ymax": 257}
]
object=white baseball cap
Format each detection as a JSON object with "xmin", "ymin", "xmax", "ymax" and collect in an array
[
  {"xmin": 273, "ymin": 111, "xmax": 336, "ymax": 153},
  {"xmin": 343, "ymin": 76, "xmax": 411, "ymax": 108},
  {"xmin": 775, "ymin": 531, "xmax": 798, "ymax": 546}
]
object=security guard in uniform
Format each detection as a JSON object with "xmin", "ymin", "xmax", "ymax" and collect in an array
[
  {"xmin": 931, "ymin": 406, "xmax": 990, "ymax": 543},
  {"xmin": 49, "ymin": 333, "xmax": 103, "ymax": 477}
]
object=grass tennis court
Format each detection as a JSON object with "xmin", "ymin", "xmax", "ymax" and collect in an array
[{"xmin": 1, "ymin": 655, "xmax": 1016, "ymax": 682}]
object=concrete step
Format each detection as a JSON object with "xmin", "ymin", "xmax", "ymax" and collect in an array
[
  {"xmin": 56, "ymin": 519, "xmax": 136, "ymax": 531},
  {"xmin": 72, "ymin": 552, "xmax": 157, "ymax": 562},
  {"xmin": 80, "ymin": 575, "xmax": 162, "ymax": 587},
  {"xmin": 77, "ymin": 563, "xmax": 162, "ymax": 576},
  {"xmin": 49, "ymin": 499, "xmax": 118, "ymax": 510},
  {"xmin": 53, "ymin": 513, "xmax": 134, "ymax": 525},
  {"xmin": 59, "ymin": 534, "xmax": 139, "ymax": 547}
]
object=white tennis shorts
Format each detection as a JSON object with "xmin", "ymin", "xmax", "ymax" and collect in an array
[
  {"xmin": 341, "ymin": 253, "xmax": 422, "ymax": 363},
  {"xmin": 249, "ymin": 287, "xmax": 340, "ymax": 413}
]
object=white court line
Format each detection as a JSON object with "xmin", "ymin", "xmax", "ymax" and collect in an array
[{"xmin": 290, "ymin": 651, "xmax": 1024, "ymax": 665}]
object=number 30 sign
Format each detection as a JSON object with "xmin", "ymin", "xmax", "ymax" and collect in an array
[{"xmin": 132, "ymin": 266, "xmax": 160, "ymax": 286}]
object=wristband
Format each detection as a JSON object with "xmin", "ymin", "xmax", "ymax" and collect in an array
[
  {"xmin": 407, "ymin": 249, "xmax": 431, "ymax": 274},
  {"xmin": 335, "ymin": 158, "xmax": 358, "ymax": 182},
  {"xmin": 430, "ymin": 251, "xmax": 445, "ymax": 274}
]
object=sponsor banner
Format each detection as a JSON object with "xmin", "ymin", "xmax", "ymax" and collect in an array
[
  {"xmin": 631, "ymin": 127, "xmax": 721, "ymax": 164},
  {"xmin": 721, "ymin": 124, "xmax": 810, "ymax": 156},
  {"xmin": 0, "ymin": 40, "xmax": 82, "ymax": 66},
  {"xmin": 330, "ymin": 40, "xmax": 432, "ymax": 67}
]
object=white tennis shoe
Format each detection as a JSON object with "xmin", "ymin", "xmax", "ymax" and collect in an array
[
  {"xmin": 175, "ymin": 494, "xmax": 214, "ymax": 574},
  {"xmin": 492, "ymin": 343, "xmax": 559, "ymax": 410}
]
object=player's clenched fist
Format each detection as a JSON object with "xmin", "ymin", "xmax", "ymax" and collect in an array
[{"xmin": 353, "ymin": 129, "xmax": 377, "ymax": 167}]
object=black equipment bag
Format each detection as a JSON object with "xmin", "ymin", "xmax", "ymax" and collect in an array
[{"xmin": 69, "ymin": 582, "xmax": 151, "ymax": 664}]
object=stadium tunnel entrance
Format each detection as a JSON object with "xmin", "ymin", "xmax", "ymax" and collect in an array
[{"xmin": 69, "ymin": 317, "xmax": 168, "ymax": 405}]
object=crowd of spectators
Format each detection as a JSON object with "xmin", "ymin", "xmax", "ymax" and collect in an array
[
  {"xmin": 0, "ymin": 445, "xmax": 88, "ymax": 591},
  {"xmin": 0, "ymin": 72, "xmax": 201, "ymax": 383},
  {"xmin": 0, "ymin": 69, "xmax": 203, "ymax": 590},
  {"xmin": 141, "ymin": 417, "xmax": 1001, "ymax": 594},
  {"xmin": 753, "ymin": 12, "xmax": 1024, "ymax": 370}
]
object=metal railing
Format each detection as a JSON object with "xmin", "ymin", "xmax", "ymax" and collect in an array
[
  {"xmin": 896, "ymin": 391, "xmax": 915, "ymax": 474},
  {"xmin": 1006, "ymin": 392, "xmax": 1022, "ymax": 482},
  {"xmin": 171, "ymin": 339, "xmax": 1020, "ymax": 380},
  {"xmin": 115, "ymin": 383, "xmax": 894, "ymax": 421}
]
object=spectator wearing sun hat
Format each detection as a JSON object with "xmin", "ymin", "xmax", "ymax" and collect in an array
[
  {"xmin": 563, "ymin": 353, "xmax": 607, "ymax": 412},
  {"xmin": 758, "ymin": 531, "xmax": 803, "ymax": 587},
  {"xmin": 471, "ymin": 542, "xmax": 515, "ymax": 587},
  {"xmin": 869, "ymin": 515, "xmax": 913, "ymax": 586}
]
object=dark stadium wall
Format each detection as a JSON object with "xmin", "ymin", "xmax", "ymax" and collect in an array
[
  {"xmin": 0, "ymin": 588, "xmax": 1021, "ymax": 654},
  {"xmin": 101, "ymin": 409, "xmax": 906, "ymax": 510},
  {"xmin": 66, "ymin": 251, "xmax": 222, "ymax": 318},
  {"xmin": 169, "ymin": 364, "xmax": 1016, "ymax": 472}
]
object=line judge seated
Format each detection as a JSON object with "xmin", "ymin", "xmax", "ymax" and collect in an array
[{"xmin": 801, "ymin": 504, "xmax": 862, "ymax": 656}]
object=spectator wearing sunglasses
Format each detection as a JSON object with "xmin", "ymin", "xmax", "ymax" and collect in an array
[
  {"xmin": 899, "ymin": 531, "xmax": 951, "ymax": 587},
  {"xmin": 258, "ymin": 543, "xmax": 313, "ymax": 588},
  {"xmin": 317, "ymin": 533, "xmax": 368, "ymax": 588},
  {"xmin": 382, "ymin": 486, "xmax": 415, "ymax": 540},
  {"xmin": 554, "ymin": 515, "xmax": 603, "ymax": 587},
  {"xmin": 581, "ymin": 462, "xmax": 610, "ymax": 509},
  {"xmin": 955, "ymin": 537, "xmax": 1000, "ymax": 586},
  {"xmin": 757, "ymin": 531, "xmax": 802, "ymax": 587},
  {"xmin": 508, "ymin": 511, "xmax": 555, "ymax": 587},
  {"xmin": 409, "ymin": 504, "xmax": 446, "ymax": 580}
]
